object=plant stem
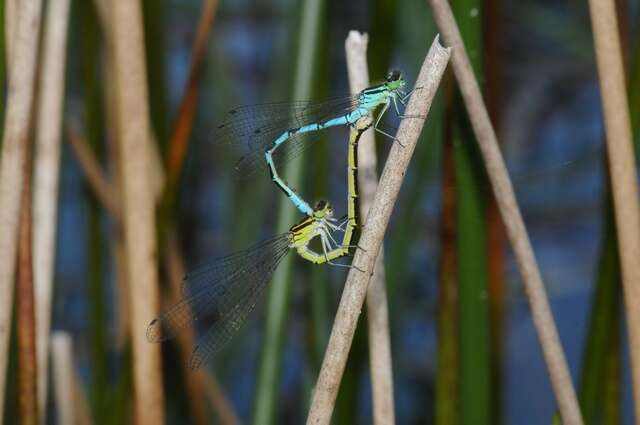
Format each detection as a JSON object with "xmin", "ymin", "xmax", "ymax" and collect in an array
[
  {"xmin": 345, "ymin": 30, "xmax": 396, "ymax": 425},
  {"xmin": 306, "ymin": 37, "xmax": 450, "ymax": 425},
  {"xmin": 0, "ymin": 1, "xmax": 43, "ymax": 421},
  {"xmin": 427, "ymin": 1, "xmax": 583, "ymax": 422},
  {"xmin": 587, "ymin": 0, "xmax": 640, "ymax": 419}
]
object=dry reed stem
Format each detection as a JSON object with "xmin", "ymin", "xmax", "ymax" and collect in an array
[
  {"xmin": 0, "ymin": 1, "xmax": 43, "ymax": 421},
  {"xmin": 427, "ymin": 1, "xmax": 583, "ymax": 423},
  {"xmin": 345, "ymin": 30, "xmax": 395, "ymax": 425},
  {"xmin": 66, "ymin": 123, "xmax": 120, "ymax": 218},
  {"xmin": 99, "ymin": 0, "xmax": 132, "ymax": 352},
  {"xmin": 306, "ymin": 37, "xmax": 450, "ymax": 425},
  {"xmin": 69, "ymin": 115, "xmax": 242, "ymax": 425},
  {"xmin": 202, "ymin": 372, "xmax": 243, "ymax": 425},
  {"xmin": 33, "ymin": 1, "xmax": 71, "ymax": 420},
  {"xmin": 17, "ymin": 132, "xmax": 37, "ymax": 425},
  {"xmin": 73, "ymin": 369, "xmax": 93, "ymax": 425},
  {"xmin": 51, "ymin": 332, "xmax": 93, "ymax": 425},
  {"xmin": 68, "ymin": 19, "xmax": 239, "ymax": 424},
  {"xmin": 587, "ymin": 0, "xmax": 640, "ymax": 419},
  {"xmin": 4, "ymin": 0, "xmax": 18, "ymax": 75},
  {"xmin": 166, "ymin": 0, "xmax": 219, "ymax": 181},
  {"xmin": 112, "ymin": 1, "xmax": 165, "ymax": 423},
  {"xmin": 51, "ymin": 332, "xmax": 75, "ymax": 425},
  {"xmin": 95, "ymin": 0, "xmax": 164, "ymax": 204}
]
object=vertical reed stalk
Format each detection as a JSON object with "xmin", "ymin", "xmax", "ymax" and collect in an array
[
  {"xmin": 436, "ymin": 73, "xmax": 458, "ymax": 425},
  {"xmin": 33, "ymin": 0, "xmax": 70, "ymax": 420},
  {"xmin": 0, "ymin": 0, "xmax": 6, "ymax": 137},
  {"xmin": 51, "ymin": 332, "xmax": 75, "ymax": 425},
  {"xmin": 142, "ymin": 0, "xmax": 168, "ymax": 146},
  {"xmin": 587, "ymin": 1, "xmax": 640, "ymax": 419},
  {"xmin": 0, "ymin": 1, "xmax": 43, "ymax": 420},
  {"xmin": 427, "ymin": 1, "xmax": 583, "ymax": 423},
  {"xmin": 483, "ymin": 0, "xmax": 505, "ymax": 421},
  {"xmin": 451, "ymin": 1, "xmax": 491, "ymax": 423},
  {"xmin": 306, "ymin": 37, "xmax": 450, "ymax": 425},
  {"xmin": 17, "ymin": 132, "xmax": 37, "ymax": 425},
  {"xmin": 557, "ymin": 5, "xmax": 636, "ymax": 424},
  {"xmin": 4, "ymin": 0, "xmax": 16, "ymax": 72},
  {"xmin": 112, "ymin": 1, "xmax": 165, "ymax": 423},
  {"xmin": 165, "ymin": 0, "xmax": 218, "ymax": 186},
  {"xmin": 345, "ymin": 30, "xmax": 396, "ymax": 425}
]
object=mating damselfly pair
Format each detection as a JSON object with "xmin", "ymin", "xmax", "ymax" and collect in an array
[{"xmin": 147, "ymin": 70, "xmax": 417, "ymax": 368}]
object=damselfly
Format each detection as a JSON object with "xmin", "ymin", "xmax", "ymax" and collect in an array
[
  {"xmin": 147, "ymin": 198, "xmax": 362, "ymax": 369},
  {"xmin": 214, "ymin": 70, "xmax": 414, "ymax": 216}
]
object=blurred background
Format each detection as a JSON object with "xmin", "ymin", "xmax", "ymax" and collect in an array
[{"xmin": 1, "ymin": 0, "xmax": 639, "ymax": 424}]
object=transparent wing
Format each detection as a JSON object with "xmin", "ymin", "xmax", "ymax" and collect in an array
[
  {"xmin": 213, "ymin": 95, "xmax": 360, "ymax": 178},
  {"xmin": 147, "ymin": 234, "xmax": 292, "ymax": 369}
]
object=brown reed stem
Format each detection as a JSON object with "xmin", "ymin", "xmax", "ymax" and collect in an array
[
  {"xmin": 112, "ymin": 1, "xmax": 165, "ymax": 423},
  {"xmin": 165, "ymin": 0, "xmax": 219, "ymax": 183},
  {"xmin": 51, "ymin": 332, "xmax": 75, "ymax": 425},
  {"xmin": 0, "ymin": 1, "xmax": 43, "ymax": 420},
  {"xmin": 587, "ymin": 0, "xmax": 640, "ymax": 420},
  {"xmin": 33, "ymin": 1, "xmax": 71, "ymax": 419},
  {"xmin": 427, "ymin": 1, "xmax": 583, "ymax": 423},
  {"xmin": 17, "ymin": 130, "xmax": 37, "ymax": 425}
]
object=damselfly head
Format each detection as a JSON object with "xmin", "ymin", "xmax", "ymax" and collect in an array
[
  {"xmin": 385, "ymin": 69, "xmax": 406, "ymax": 91},
  {"xmin": 312, "ymin": 200, "xmax": 334, "ymax": 219},
  {"xmin": 386, "ymin": 69, "xmax": 402, "ymax": 82}
]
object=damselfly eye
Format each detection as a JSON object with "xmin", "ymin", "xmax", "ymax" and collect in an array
[{"xmin": 386, "ymin": 69, "xmax": 401, "ymax": 82}]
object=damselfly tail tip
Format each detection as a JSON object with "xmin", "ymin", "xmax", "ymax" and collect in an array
[
  {"xmin": 146, "ymin": 319, "xmax": 163, "ymax": 343},
  {"xmin": 189, "ymin": 347, "xmax": 203, "ymax": 370}
]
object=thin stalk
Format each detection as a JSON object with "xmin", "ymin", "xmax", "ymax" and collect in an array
[
  {"xmin": 157, "ymin": 0, "xmax": 220, "ymax": 281},
  {"xmin": 483, "ymin": 0, "xmax": 505, "ymax": 420},
  {"xmin": 587, "ymin": 0, "xmax": 640, "ymax": 419},
  {"xmin": 87, "ymin": 190, "xmax": 107, "ymax": 425},
  {"xmin": 202, "ymin": 372, "xmax": 243, "ymax": 425},
  {"xmin": 560, "ymin": 207, "xmax": 621, "ymax": 425},
  {"xmin": 142, "ymin": 0, "xmax": 168, "ymax": 147},
  {"xmin": 51, "ymin": 332, "xmax": 76, "ymax": 425},
  {"xmin": 17, "ymin": 132, "xmax": 37, "ymax": 425},
  {"xmin": 66, "ymin": 124, "xmax": 119, "ymax": 217},
  {"xmin": 75, "ymin": 1, "xmax": 109, "ymax": 421},
  {"xmin": 601, "ymin": 317, "xmax": 621, "ymax": 425},
  {"xmin": 106, "ymin": 347, "xmax": 131, "ymax": 425},
  {"xmin": 555, "ymin": 5, "xmax": 637, "ymax": 423},
  {"xmin": 33, "ymin": 0, "xmax": 71, "ymax": 421},
  {"xmin": 306, "ymin": 37, "xmax": 451, "ymax": 425},
  {"xmin": 0, "ymin": 1, "xmax": 43, "ymax": 421},
  {"xmin": 4, "ymin": 0, "xmax": 15, "ymax": 72},
  {"xmin": 164, "ymin": 0, "xmax": 218, "ymax": 191},
  {"xmin": 0, "ymin": 0, "xmax": 5, "ymax": 142},
  {"xmin": 251, "ymin": 0, "xmax": 325, "ymax": 423},
  {"xmin": 435, "ymin": 72, "xmax": 458, "ymax": 425},
  {"xmin": 427, "ymin": 2, "xmax": 583, "ymax": 423},
  {"xmin": 629, "ymin": 24, "xmax": 640, "ymax": 146},
  {"xmin": 451, "ymin": 0, "xmax": 491, "ymax": 423},
  {"xmin": 112, "ymin": 1, "xmax": 165, "ymax": 423},
  {"xmin": 345, "ymin": 30, "xmax": 396, "ymax": 425},
  {"xmin": 454, "ymin": 115, "xmax": 490, "ymax": 425}
]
